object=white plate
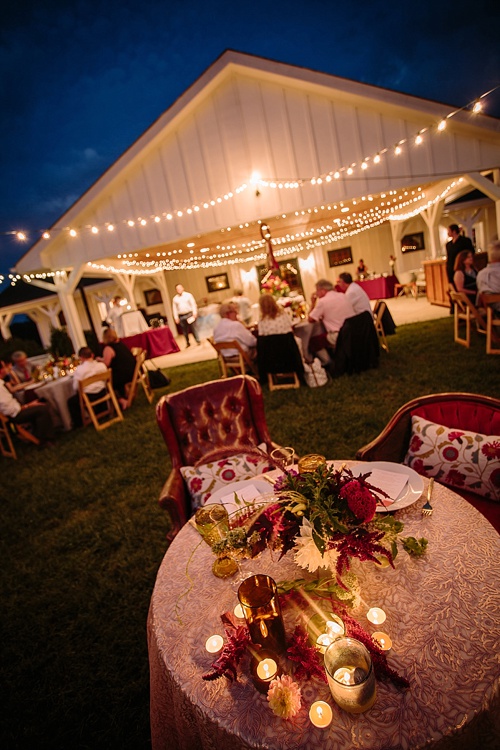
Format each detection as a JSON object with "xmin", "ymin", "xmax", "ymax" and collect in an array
[
  {"xmin": 206, "ymin": 477, "xmax": 275, "ymax": 516},
  {"xmin": 348, "ymin": 461, "xmax": 424, "ymax": 512}
]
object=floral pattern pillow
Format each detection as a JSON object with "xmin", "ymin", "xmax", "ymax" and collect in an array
[
  {"xmin": 181, "ymin": 445, "xmax": 274, "ymax": 509},
  {"xmin": 403, "ymin": 415, "xmax": 500, "ymax": 500}
]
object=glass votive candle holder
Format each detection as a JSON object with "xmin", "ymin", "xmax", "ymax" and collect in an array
[
  {"xmin": 238, "ymin": 574, "xmax": 286, "ymax": 654},
  {"xmin": 297, "ymin": 454, "xmax": 326, "ymax": 474},
  {"xmin": 306, "ymin": 612, "xmax": 345, "ymax": 654},
  {"xmin": 249, "ymin": 648, "xmax": 281, "ymax": 693},
  {"xmin": 324, "ymin": 637, "xmax": 376, "ymax": 714},
  {"xmin": 270, "ymin": 446, "xmax": 294, "ymax": 471},
  {"xmin": 194, "ymin": 503, "xmax": 229, "ymax": 548}
]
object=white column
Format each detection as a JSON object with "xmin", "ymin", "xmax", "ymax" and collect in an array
[
  {"xmin": 420, "ymin": 200, "xmax": 445, "ymax": 259},
  {"xmin": 53, "ymin": 269, "xmax": 86, "ymax": 351},
  {"xmin": 0, "ymin": 311, "xmax": 13, "ymax": 340}
]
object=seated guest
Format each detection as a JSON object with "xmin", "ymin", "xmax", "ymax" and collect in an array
[
  {"xmin": 258, "ymin": 294, "xmax": 293, "ymax": 336},
  {"xmin": 0, "ymin": 361, "xmax": 55, "ymax": 445},
  {"xmin": 308, "ymin": 278, "xmax": 355, "ymax": 353},
  {"xmin": 336, "ymin": 272, "xmax": 372, "ymax": 315},
  {"xmin": 101, "ymin": 328, "xmax": 136, "ymax": 410},
  {"xmin": 2, "ymin": 359, "xmax": 33, "ymax": 404},
  {"xmin": 477, "ymin": 240, "xmax": 500, "ymax": 314},
  {"xmin": 8, "ymin": 351, "xmax": 37, "ymax": 401},
  {"xmin": 453, "ymin": 250, "xmax": 477, "ymax": 300},
  {"xmin": 213, "ymin": 301, "xmax": 257, "ymax": 359},
  {"xmin": 67, "ymin": 347, "xmax": 108, "ymax": 428}
]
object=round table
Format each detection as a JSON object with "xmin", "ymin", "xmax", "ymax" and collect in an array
[{"xmin": 147, "ymin": 467, "xmax": 500, "ymax": 750}]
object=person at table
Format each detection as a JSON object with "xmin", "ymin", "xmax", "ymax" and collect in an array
[
  {"xmin": 453, "ymin": 250, "xmax": 477, "ymax": 301},
  {"xmin": 10, "ymin": 351, "xmax": 37, "ymax": 384},
  {"xmin": 67, "ymin": 347, "xmax": 108, "ymax": 428},
  {"xmin": 307, "ymin": 278, "xmax": 355, "ymax": 358},
  {"xmin": 445, "ymin": 224, "xmax": 475, "ymax": 284},
  {"xmin": 356, "ymin": 259, "xmax": 368, "ymax": 279},
  {"xmin": 258, "ymin": 294, "xmax": 294, "ymax": 336},
  {"xmin": 336, "ymin": 272, "xmax": 372, "ymax": 315},
  {"xmin": 213, "ymin": 301, "xmax": 257, "ymax": 359},
  {"xmin": 0, "ymin": 361, "xmax": 55, "ymax": 446},
  {"xmin": 172, "ymin": 284, "xmax": 200, "ymax": 347},
  {"xmin": 101, "ymin": 329, "xmax": 136, "ymax": 410},
  {"xmin": 477, "ymin": 239, "xmax": 500, "ymax": 314},
  {"xmin": 231, "ymin": 289, "xmax": 253, "ymax": 325},
  {"xmin": 106, "ymin": 296, "xmax": 125, "ymax": 338}
]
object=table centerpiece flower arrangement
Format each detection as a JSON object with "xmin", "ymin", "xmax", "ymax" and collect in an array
[{"xmin": 260, "ymin": 274, "xmax": 290, "ymax": 298}]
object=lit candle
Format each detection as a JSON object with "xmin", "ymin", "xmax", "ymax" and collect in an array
[
  {"xmin": 309, "ymin": 700, "xmax": 333, "ymax": 728},
  {"xmin": 325, "ymin": 614, "xmax": 345, "ymax": 637},
  {"xmin": 333, "ymin": 666, "xmax": 366, "ymax": 685},
  {"xmin": 366, "ymin": 607, "xmax": 386, "ymax": 625},
  {"xmin": 316, "ymin": 633, "xmax": 334, "ymax": 654},
  {"xmin": 372, "ymin": 631, "xmax": 392, "ymax": 651},
  {"xmin": 233, "ymin": 603, "xmax": 244, "ymax": 619},
  {"xmin": 205, "ymin": 635, "xmax": 224, "ymax": 654},
  {"xmin": 256, "ymin": 658, "xmax": 277, "ymax": 681}
]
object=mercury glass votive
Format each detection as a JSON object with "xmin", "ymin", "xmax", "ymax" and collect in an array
[
  {"xmin": 324, "ymin": 637, "xmax": 376, "ymax": 714},
  {"xmin": 297, "ymin": 454, "xmax": 326, "ymax": 474},
  {"xmin": 237, "ymin": 574, "xmax": 286, "ymax": 654}
]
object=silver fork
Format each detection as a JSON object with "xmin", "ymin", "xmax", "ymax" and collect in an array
[{"xmin": 421, "ymin": 478, "xmax": 434, "ymax": 516}]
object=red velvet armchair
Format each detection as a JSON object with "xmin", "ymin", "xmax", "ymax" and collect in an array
[
  {"xmin": 156, "ymin": 375, "xmax": 279, "ymax": 539},
  {"xmin": 356, "ymin": 392, "xmax": 500, "ymax": 532}
]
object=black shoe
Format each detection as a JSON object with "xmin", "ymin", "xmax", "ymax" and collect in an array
[{"xmin": 186, "ymin": 343, "xmax": 191, "ymax": 348}]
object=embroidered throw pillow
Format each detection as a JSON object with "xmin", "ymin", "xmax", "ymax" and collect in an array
[
  {"xmin": 181, "ymin": 444, "xmax": 273, "ymax": 509},
  {"xmin": 403, "ymin": 415, "xmax": 500, "ymax": 500}
]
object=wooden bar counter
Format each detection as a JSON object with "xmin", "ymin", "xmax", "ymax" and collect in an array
[{"xmin": 424, "ymin": 252, "xmax": 488, "ymax": 307}]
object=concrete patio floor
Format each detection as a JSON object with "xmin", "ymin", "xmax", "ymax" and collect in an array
[{"xmin": 149, "ymin": 296, "xmax": 450, "ymax": 370}]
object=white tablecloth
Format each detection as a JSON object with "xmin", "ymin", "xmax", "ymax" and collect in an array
[
  {"xmin": 30, "ymin": 376, "xmax": 75, "ymax": 431},
  {"xmin": 148, "ymin": 468, "xmax": 500, "ymax": 750}
]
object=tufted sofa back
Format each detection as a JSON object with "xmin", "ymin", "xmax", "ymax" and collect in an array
[
  {"xmin": 412, "ymin": 399, "xmax": 500, "ymax": 436},
  {"xmin": 156, "ymin": 375, "xmax": 273, "ymax": 468}
]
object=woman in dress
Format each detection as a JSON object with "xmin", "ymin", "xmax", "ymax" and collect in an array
[
  {"xmin": 101, "ymin": 328, "xmax": 136, "ymax": 409},
  {"xmin": 453, "ymin": 250, "xmax": 477, "ymax": 300}
]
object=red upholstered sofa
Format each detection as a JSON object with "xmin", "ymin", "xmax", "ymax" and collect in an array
[
  {"xmin": 356, "ymin": 393, "xmax": 500, "ymax": 533},
  {"xmin": 156, "ymin": 375, "xmax": 279, "ymax": 539}
]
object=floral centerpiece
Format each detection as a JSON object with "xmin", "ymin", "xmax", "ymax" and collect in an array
[
  {"xmin": 260, "ymin": 274, "xmax": 290, "ymax": 297},
  {"xmin": 230, "ymin": 461, "xmax": 426, "ymax": 597}
]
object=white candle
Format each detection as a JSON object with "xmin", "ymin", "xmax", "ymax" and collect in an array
[
  {"xmin": 325, "ymin": 614, "xmax": 345, "ymax": 636},
  {"xmin": 309, "ymin": 700, "xmax": 333, "ymax": 728},
  {"xmin": 366, "ymin": 607, "xmax": 386, "ymax": 625},
  {"xmin": 316, "ymin": 633, "xmax": 334, "ymax": 654},
  {"xmin": 205, "ymin": 634, "xmax": 224, "ymax": 653},
  {"xmin": 256, "ymin": 658, "xmax": 277, "ymax": 681},
  {"xmin": 233, "ymin": 603, "xmax": 244, "ymax": 619},
  {"xmin": 333, "ymin": 666, "xmax": 356, "ymax": 685},
  {"xmin": 372, "ymin": 631, "xmax": 392, "ymax": 651}
]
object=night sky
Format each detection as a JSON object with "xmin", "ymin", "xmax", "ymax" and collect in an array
[{"xmin": 1, "ymin": 0, "xmax": 499, "ymax": 283}]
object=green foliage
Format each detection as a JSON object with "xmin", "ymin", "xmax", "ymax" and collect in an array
[
  {"xmin": 401, "ymin": 536, "xmax": 429, "ymax": 556},
  {"xmin": 49, "ymin": 326, "xmax": 74, "ymax": 357},
  {"xmin": 0, "ymin": 335, "xmax": 44, "ymax": 361},
  {"xmin": 1, "ymin": 316, "xmax": 497, "ymax": 748}
]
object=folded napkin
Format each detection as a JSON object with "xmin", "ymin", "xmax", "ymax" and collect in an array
[{"xmin": 353, "ymin": 468, "xmax": 408, "ymax": 507}]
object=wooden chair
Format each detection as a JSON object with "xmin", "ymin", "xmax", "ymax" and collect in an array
[
  {"xmin": 256, "ymin": 332, "xmax": 303, "ymax": 390},
  {"xmin": 356, "ymin": 392, "xmax": 500, "ymax": 533},
  {"xmin": 208, "ymin": 337, "xmax": 259, "ymax": 378},
  {"xmin": 124, "ymin": 349, "xmax": 154, "ymax": 408},
  {"xmin": 155, "ymin": 375, "xmax": 280, "ymax": 539},
  {"xmin": 79, "ymin": 370, "xmax": 123, "ymax": 431},
  {"xmin": 481, "ymin": 293, "xmax": 500, "ymax": 354},
  {"xmin": 0, "ymin": 413, "xmax": 41, "ymax": 459},
  {"xmin": 449, "ymin": 290, "xmax": 487, "ymax": 347},
  {"xmin": 372, "ymin": 299, "xmax": 389, "ymax": 352}
]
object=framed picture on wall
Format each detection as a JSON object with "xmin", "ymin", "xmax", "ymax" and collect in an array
[
  {"xmin": 401, "ymin": 232, "xmax": 425, "ymax": 253},
  {"xmin": 327, "ymin": 247, "xmax": 353, "ymax": 267},
  {"xmin": 144, "ymin": 288, "xmax": 163, "ymax": 306},
  {"xmin": 205, "ymin": 273, "xmax": 230, "ymax": 293}
]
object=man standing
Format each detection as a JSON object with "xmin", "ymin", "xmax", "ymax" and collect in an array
[
  {"xmin": 477, "ymin": 240, "xmax": 500, "ymax": 314},
  {"xmin": 446, "ymin": 224, "xmax": 474, "ymax": 283},
  {"xmin": 336, "ymin": 273, "xmax": 372, "ymax": 315},
  {"xmin": 172, "ymin": 284, "xmax": 200, "ymax": 347},
  {"xmin": 67, "ymin": 347, "xmax": 108, "ymax": 428}
]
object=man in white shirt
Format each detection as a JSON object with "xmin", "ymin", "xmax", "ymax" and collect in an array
[
  {"xmin": 336, "ymin": 272, "xmax": 372, "ymax": 315},
  {"xmin": 0, "ymin": 361, "xmax": 55, "ymax": 444},
  {"xmin": 67, "ymin": 347, "xmax": 108, "ymax": 428},
  {"xmin": 309, "ymin": 279, "xmax": 355, "ymax": 346},
  {"xmin": 106, "ymin": 296, "xmax": 125, "ymax": 338},
  {"xmin": 213, "ymin": 301, "xmax": 257, "ymax": 358},
  {"xmin": 172, "ymin": 284, "xmax": 200, "ymax": 347},
  {"xmin": 477, "ymin": 240, "xmax": 500, "ymax": 314}
]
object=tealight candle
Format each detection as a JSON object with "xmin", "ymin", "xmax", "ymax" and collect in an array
[
  {"xmin": 205, "ymin": 634, "xmax": 224, "ymax": 654},
  {"xmin": 316, "ymin": 633, "xmax": 334, "ymax": 654},
  {"xmin": 366, "ymin": 607, "xmax": 386, "ymax": 625},
  {"xmin": 309, "ymin": 700, "xmax": 333, "ymax": 728},
  {"xmin": 256, "ymin": 658, "xmax": 278, "ymax": 681},
  {"xmin": 233, "ymin": 603, "xmax": 244, "ymax": 619},
  {"xmin": 325, "ymin": 614, "xmax": 345, "ymax": 637},
  {"xmin": 372, "ymin": 632, "xmax": 392, "ymax": 651},
  {"xmin": 250, "ymin": 650, "xmax": 281, "ymax": 693}
]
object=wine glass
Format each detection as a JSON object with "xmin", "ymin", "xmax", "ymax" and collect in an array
[{"xmin": 271, "ymin": 446, "xmax": 295, "ymax": 472}]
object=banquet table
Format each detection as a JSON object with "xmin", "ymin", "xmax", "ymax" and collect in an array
[
  {"xmin": 121, "ymin": 326, "xmax": 180, "ymax": 358},
  {"xmin": 148, "ymin": 465, "xmax": 500, "ymax": 750},
  {"xmin": 26, "ymin": 376, "xmax": 75, "ymax": 431},
  {"xmin": 357, "ymin": 276, "xmax": 398, "ymax": 300}
]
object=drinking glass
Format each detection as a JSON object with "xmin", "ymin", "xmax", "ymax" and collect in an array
[
  {"xmin": 270, "ymin": 446, "xmax": 294, "ymax": 471},
  {"xmin": 324, "ymin": 637, "xmax": 376, "ymax": 713},
  {"xmin": 194, "ymin": 503, "xmax": 229, "ymax": 547}
]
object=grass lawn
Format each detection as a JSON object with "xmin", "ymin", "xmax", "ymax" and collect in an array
[{"xmin": 1, "ymin": 317, "xmax": 498, "ymax": 749}]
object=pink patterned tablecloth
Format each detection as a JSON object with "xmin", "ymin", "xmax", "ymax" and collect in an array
[
  {"xmin": 148, "ymin": 466, "xmax": 500, "ymax": 750},
  {"xmin": 122, "ymin": 326, "xmax": 180, "ymax": 358}
]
